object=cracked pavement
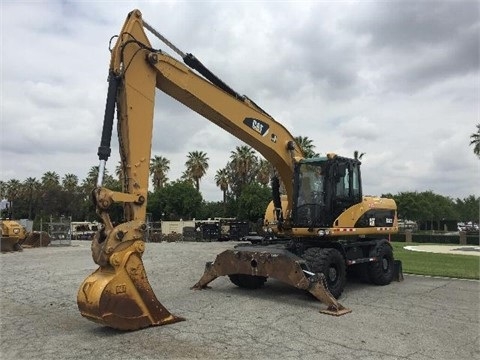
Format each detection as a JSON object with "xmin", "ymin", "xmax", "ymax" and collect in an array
[{"xmin": 1, "ymin": 241, "xmax": 479, "ymax": 360}]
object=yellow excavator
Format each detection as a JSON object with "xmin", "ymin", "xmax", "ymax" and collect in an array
[{"xmin": 77, "ymin": 9, "xmax": 401, "ymax": 331}]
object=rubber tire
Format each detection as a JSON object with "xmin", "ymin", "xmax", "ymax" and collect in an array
[
  {"xmin": 368, "ymin": 242, "xmax": 394, "ymax": 285},
  {"xmin": 228, "ymin": 274, "xmax": 267, "ymax": 289},
  {"xmin": 303, "ymin": 247, "xmax": 346, "ymax": 299}
]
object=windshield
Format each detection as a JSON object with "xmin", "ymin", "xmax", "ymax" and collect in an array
[
  {"xmin": 294, "ymin": 162, "xmax": 327, "ymax": 227},
  {"xmin": 298, "ymin": 164, "xmax": 325, "ymax": 206}
]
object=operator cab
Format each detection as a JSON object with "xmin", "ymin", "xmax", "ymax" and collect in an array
[{"xmin": 293, "ymin": 154, "xmax": 362, "ymax": 228}]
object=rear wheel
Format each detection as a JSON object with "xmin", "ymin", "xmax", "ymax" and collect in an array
[
  {"xmin": 228, "ymin": 274, "xmax": 267, "ymax": 289},
  {"xmin": 368, "ymin": 242, "xmax": 394, "ymax": 285},
  {"xmin": 303, "ymin": 247, "xmax": 346, "ymax": 299}
]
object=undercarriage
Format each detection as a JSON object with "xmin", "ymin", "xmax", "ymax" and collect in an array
[{"xmin": 192, "ymin": 237, "xmax": 403, "ymax": 313}]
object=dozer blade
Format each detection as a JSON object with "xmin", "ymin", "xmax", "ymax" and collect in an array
[
  {"xmin": 21, "ymin": 231, "xmax": 51, "ymax": 248},
  {"xmin": 1, "ymin": 237, "xmax": 22, "ymax": 252},
  {"xmin": 77, "ymin": 240, "xmax": 184, "ymax": 330},
  {"xmin": 192, "ymin": 246, "xmax": 351, "ymax": 316}
]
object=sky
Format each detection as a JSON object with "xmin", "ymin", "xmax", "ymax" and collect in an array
[{"xmin": 1, "ymin": 0, "xmax": 479, "ymax": 202}]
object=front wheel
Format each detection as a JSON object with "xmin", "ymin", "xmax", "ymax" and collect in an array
[
  {"xmin": 303, "ymin": 247, "xmax": 346, "ymax": 299},
  {"xmin": 368, "ymin": 242, "xmax": 394, "ymax": 285},
  {"xmin": 228, "ymin": 274, "xmax": 267, "ymax": 289}
]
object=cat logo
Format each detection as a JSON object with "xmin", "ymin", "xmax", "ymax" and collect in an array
[{"xmin": 243, "ymin": 117, "xmax": 269, "ymax": 137}]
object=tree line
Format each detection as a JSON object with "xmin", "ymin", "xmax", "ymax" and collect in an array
[
  {"xmin": 0, "ymin": 136, "xmax": 315, "ymax": 224},
  {"xmin": 1, "ymin": 132, "xmax": 478, "ymax": 227},
  {"xmin": 383, "ymin": 191, "xmax": 478, "ymax": 229},
  {"xmin": 0, "ymin": 142, "xmax": 282, "ymax": 225}
]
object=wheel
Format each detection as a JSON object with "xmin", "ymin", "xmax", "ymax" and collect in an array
[
  {"xmin": 303, "ymin": 247, "xmax": 346, "ymax": 299},
  {"xmin": 368, "ymin": 242, "xmax": 394, "ymax": 285},
  {"xmin": 228, "ymin": 274, "xmax": 267, "ymax": 289}
]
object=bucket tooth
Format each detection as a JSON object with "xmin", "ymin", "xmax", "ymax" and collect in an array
[
  {"xmin": 77, "ymin": 240, "xmax": 184, "ymax": 330},
  {"xmin": 191, "ymin": 261, "xmax": 218, "ymax": 290},
  {"xmin": 304, "ymin": 273, "xmax": 352, "ymax": 316},
  {"xmin": 192, "ymin": 247, "xmax": 351, "ymax": 316}
]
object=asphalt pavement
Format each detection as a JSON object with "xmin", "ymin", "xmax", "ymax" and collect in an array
[{"xmin": 1, "ymin": 241, "xmax": 479, "ymax": 360}]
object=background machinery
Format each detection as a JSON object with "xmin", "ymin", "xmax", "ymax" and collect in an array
[
  {"xmin": 0, "ymin": 220, "xmax": 26, "ymax": 252},
  {"xmin": 0, "ymin": 219, "xmax": 52, "ymax": 251},
  {"xmin": 77, "ymin": 9, "xmax": 401, "ymax": 331}
]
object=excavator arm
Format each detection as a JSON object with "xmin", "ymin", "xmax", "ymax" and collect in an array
[
  {"xmin": 110, "ymin": 10, "xmax": 302, "ymax": 218},
  {"xmin": 77, "ymin": 10, "xmax": 344, "ymax": 331}
]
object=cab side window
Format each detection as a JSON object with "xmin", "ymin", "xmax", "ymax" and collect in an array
[
  {"xmin": 336, "ymin": 168, "xmax": 349, "ymax": 199},
  {"xmin": 351, "ymin": 164, "xmax": 361, "ymax": 201}
]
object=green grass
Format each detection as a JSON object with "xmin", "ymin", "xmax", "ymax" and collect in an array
[{"xmin": 391, "ymin": 242, "xmax": 480, "ymax": 280}]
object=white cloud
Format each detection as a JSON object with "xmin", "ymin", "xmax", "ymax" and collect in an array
[
  {"xmin": 337, "ymin": 116, "xmax": 380, "ymax": 141},
  {"xmin": 1, "ymin": 1, "xmax": 478, "ymax": 204}
]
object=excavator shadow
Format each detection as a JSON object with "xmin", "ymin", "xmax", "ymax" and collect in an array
[
  {"xmin": 89, "ymin": 325, "xmax": 128, "ymax": 336},
  {"xmin": 238, "ymin": 281, "xmax": 324, "ymax": 303}
]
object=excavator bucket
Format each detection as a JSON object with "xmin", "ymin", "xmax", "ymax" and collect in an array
[
  {"xmin": 78, "ymin": 240, "xmax": 184, "ymax": 330},
  {"xmin": 192, "ymin": 246, "xmax": 351, "ymax": 316}
]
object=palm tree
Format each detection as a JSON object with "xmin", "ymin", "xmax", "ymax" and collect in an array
[
  {"xmin": 40, "ymin": 172, "xmax": 60, "ymax": 217},
  {"xmin": 180, "ymin": 169, "xmax": 196, "ymax": 187},
  {"xmin": 86, "ymin": 166, "xmax": 100, "ymax": 186},
  {"xmin": 83, "ymin": 166, "xmax": 119, "ymax": 192},
  {"xmin": 256, "ymin": 159, "xmax": 273, "ymax": 185},
  {"xmin": 0, "ymin": 180, "xmax": 6, "ymax": 199},
  {"xmin": 230, "ymin": 146, "xmax": 257, "ymax": 177},
  {"xmin": 229, "ymin": 145, "xmax": 258, "ymax": 195},
  {"xmin": 470, "ymin": 124, "xmax": 480, "ymax": 158},
  {"xmin": 62, "ymin": 173, "xmax": 79, "ymax": 192},
  {"xmin": 103, "ymin": 174, "xmax": 120, "ymax": 190},
  {"xmin": 353, "ymin": 150, "xmax": 366, "ymax": 160},
  {"xmin": 215, "ymin": 168, "xmax": 229, "ymax": 203},
  {"xmin": 150, "ymin": 155, "xmax": 170, "ymax": 191},
  {"xmin": 41, "ymin": 171, "xmax": 60, "ymax": 188},
  {"xmin": 23, "ymin": 177, "xmax": 40, "ymax": 219},
  {"xmin": 295, "ymin": 136, "xmax": 319, "ymax": 158},
  {"xmin": 115, "ymin": 161, "xmax": 124, "ymax": 183},
  {"xmin": 0, "ymin": 180, "xmax": 7, "ymax": 218},
  {"xmin": 80, "ymin": 166, "xmax": 102, "ymax": 198},
  {"xmin": 185, "ymin": 151, "xmax": 209, "ymax": 191},
  {"xmin": 5, "ymin": 179, "xmax": 21, "ymax": 217},
  {"xmin": 61, "ymin": 174, "xmax": 79, "ymax": 219}
]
